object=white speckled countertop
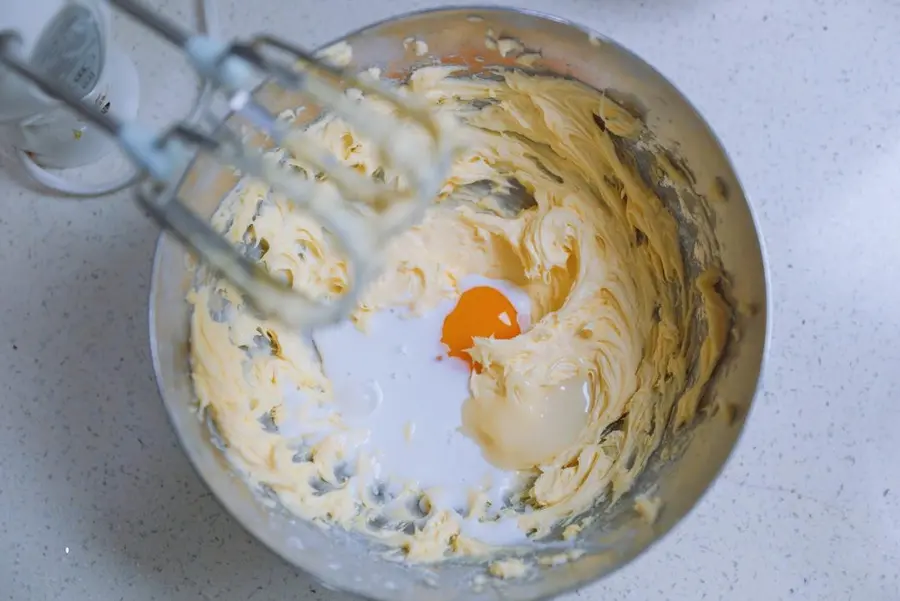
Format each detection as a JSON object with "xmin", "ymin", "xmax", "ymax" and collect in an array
[{"xmin": 2, "ymin": 0, "xmax": 899, "ymax": 599}]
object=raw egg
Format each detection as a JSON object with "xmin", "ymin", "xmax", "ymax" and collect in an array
[
  {"xmin": 311, "ymin": 280, "xmax": 528, "ymax": 513},
  {"xmin": 441, "ymin": 286, "xmax": 521, "ymax": 368}
]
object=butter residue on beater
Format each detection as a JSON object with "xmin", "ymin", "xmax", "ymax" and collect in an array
[
  {"xmin": 316, "ymin": 40, "xmax": 353, "ymax": 67},
  {"xmin": 188, "ymin": 62, "xmax": 732, "ymax": 563}
]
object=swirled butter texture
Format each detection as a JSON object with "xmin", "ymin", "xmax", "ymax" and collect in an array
[{"xmin": 188, "ymin": 65, "xmax": 731, "ymax": 563}]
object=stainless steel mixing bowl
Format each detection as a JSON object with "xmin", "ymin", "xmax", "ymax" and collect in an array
[{"xmin": 149, "ymin": 7, "xmax": 768, "ymax": 600}]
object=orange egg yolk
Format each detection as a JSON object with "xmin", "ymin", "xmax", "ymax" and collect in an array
[{"xmin": 441, "ymin": 286, "xmax": 521, "ymax": 369}]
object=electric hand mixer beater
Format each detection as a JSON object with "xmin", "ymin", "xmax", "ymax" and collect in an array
[{"xmin": 0, "ymin": 0, "xmax": 453, "ymax": 328}]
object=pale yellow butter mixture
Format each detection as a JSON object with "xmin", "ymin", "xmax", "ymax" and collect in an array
[{"xmin": 189, "ymin": 65, "xmax": 731, "ymax": 562}]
